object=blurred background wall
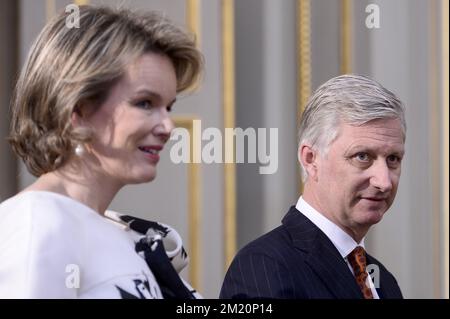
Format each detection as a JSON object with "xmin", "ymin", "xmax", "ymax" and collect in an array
[{"xmin": 0, "ymin": 0, "xmax": 448, "ymax": 298}]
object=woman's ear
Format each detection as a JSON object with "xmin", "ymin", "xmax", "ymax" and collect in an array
[
  {"xmin": 71, "ymin": 103, "xmax": 93, "ymax": 127},
  {"xmin": 299, "ymin": 144, "xmax": 319, "ymax": 181},
  {"xmin": 71, "ymin": 105, "xmax": 84, "ymax": 128}
]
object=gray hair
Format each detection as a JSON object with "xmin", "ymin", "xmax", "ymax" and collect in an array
[{"xmin": 298, "ymin": 74, "xmax": 406, "ymax": 180}]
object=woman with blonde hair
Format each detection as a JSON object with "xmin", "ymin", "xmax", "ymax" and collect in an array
[{"xmin": 0, "ymin": 5, "xmax": 202, "ymax": 298}]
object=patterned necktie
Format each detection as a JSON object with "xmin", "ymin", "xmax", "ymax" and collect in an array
[{"xmin": 347, "ymin": 246, "xmax": 374, "ymax": 299}]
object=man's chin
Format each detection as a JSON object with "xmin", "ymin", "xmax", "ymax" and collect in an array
[{"xmin": 358, "ymin": 209, "xmax": 385, "ymax": 226}]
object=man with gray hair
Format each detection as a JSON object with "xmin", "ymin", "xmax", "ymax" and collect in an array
[{"xmin": 220, "ymin": 75, "xmax": 404, "ymax": 299}]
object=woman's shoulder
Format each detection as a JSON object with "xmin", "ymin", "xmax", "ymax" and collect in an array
[
  {"xmin": 0, "ymin": 191, "xmax": 99, "ymax": 236},
  {"xmin": 0, "ymin": 192, "xmax": 90, "ymax": 298},
  {"xmin": 1, "ymin": 191, "xmax": 98, "ymax": 214},
  {"xmin": 0, "ymin": 191, "xmax": 54, "ymax": 223},
  {"xmin": 0, "ymin": 191, "xmax": 37, "ymax": 209},
  {"xmin": 0, "ymin": 191, "xmax": 101, "ymax": 267}
]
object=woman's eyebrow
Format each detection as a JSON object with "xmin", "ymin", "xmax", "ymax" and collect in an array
[
  {"xmin": 133, "ymin": 89, "xmax": 176, "ymax": 105},
  {"xmin": 133, "ymin": 89, "xmax": 160, "ymax": 99}
]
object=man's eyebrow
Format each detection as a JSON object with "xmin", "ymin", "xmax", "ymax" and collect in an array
[
  {"xmin": 346, "ymin": 144, "xmax": 405, "ymax": 155},
  {"xmin": 345, "ymin": 144, "xmax": 369, "ymax": 152}
]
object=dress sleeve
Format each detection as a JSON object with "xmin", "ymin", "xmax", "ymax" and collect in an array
[{"xmin": 0, "ymin": 198, "xmax": 80, "ymax": 298}]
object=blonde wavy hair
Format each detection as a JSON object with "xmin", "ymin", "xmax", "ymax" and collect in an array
[{"xmin": 9, "ymin": 5, "xmax": 203, "ymax": 176}]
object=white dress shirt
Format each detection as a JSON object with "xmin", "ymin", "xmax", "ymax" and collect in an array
[{"xmin": 296, "ymin": 196, "xmax": 380, "ymax": 298}]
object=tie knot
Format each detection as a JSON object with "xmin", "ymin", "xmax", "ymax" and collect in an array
[{"xmin": 347, "ymin": 246, "xmax": 367, "ymax": 275}]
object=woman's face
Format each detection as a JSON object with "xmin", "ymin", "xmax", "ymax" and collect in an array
[{"xmin": 84, "ymin": 52, "xmax": 176, "ymax": 185}]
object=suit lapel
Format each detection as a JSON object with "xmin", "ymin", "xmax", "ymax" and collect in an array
[
  {"xmin": 366, "ymin": 254, "xmax": 395, "ymax": 299},
  {"xmin": 282, "ymin": 206, "xmax": 363, "ymax": 299},
  {"xmin": 305, "ymin": 234, "xmax": 363, "ymax": 298}
]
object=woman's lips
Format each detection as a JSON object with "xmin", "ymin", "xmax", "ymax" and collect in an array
[{"xmin": 138, "ymin": 145, "xmax": 163, "ymax": 163}]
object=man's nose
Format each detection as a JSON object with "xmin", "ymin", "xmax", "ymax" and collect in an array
[{"xmin": 369, "ymin": 160, "xmax": 393, "ymax": 193}]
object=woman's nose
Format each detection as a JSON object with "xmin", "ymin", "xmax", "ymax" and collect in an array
[{"xmin": 154, "ymin": 110, "xmax": 174, "ymax": 142}]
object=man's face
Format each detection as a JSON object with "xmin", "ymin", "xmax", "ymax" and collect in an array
[{"xmin": 313, "ymin": 118, "xmax": 405, "ymax": 239}]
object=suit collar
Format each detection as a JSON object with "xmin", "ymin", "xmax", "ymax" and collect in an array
[
  {"xmin": 366, "ymin": 254, "xmax": 385, "ymax": 299},
  {"xmin": 295, "ymin": 196, "xmax": 365, "ymax": 258},
  {"xmin": 282, "ymin": 206, "xmax": 364, "ymax": 298}
]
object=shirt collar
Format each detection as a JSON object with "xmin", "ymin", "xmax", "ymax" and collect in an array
[{"xmin": 295, "ymin": 196, "xmax": 365, "ymax": 258}]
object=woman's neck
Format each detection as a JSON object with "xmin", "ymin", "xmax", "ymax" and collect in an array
[{"xmin": 23, "ymin": 163, "xmax": 122, "ymax": 215}]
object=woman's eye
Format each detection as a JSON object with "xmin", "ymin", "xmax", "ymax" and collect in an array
[
  {"xmin": 166, "ymin": 105, "xmax": 173, "ymax": 112},
  {"xmin": 136, "ymin": 100, "xmax": 152, "ymax": 110}
]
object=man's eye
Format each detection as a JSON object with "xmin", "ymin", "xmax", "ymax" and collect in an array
[
  {"xmin": 136, "ymin": 100, "xmax": 152, "ymax": 110},
  {"xmin": 166, "ymin": 105, "xmax": 173, "ymax": 112},
  {"xmin": 387, "ymin": 155, "xmax": 402, "ymax": 165},
  {"xmin": 387, "ymin": 155, "xmax": 398, "ymax": 162},
  {"xmin": 355, "ymin": 153, "xmax": 370, "ymax": 162}
]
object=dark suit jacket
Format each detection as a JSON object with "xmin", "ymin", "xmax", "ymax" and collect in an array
[{"xmin": 220, "ymin": 206, "xmax": 403, "ymax": 299}]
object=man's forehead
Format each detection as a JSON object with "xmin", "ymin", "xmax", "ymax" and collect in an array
[
  {"xmin": 345, "ymin": 141, "xmax": 405, "ymax": 153},
  {"xmin": 340, "ymin": 119, "xmax": 404, "ymax": 138},
  {"xmin": 334, "ymin": 120, "xmax": 405, "ymax": 150}
]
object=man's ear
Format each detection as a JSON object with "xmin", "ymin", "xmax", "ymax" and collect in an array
[{"xmin": 299, "ymin": 144, "xmax": 319, "ymax": 181}]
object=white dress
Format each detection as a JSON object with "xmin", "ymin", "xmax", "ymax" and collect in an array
[{"xmin": 0, "ymin": 191, "xmax": 198, "ymax": 299}]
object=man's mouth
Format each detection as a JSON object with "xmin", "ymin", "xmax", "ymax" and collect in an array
[{"xmin": 360, "ymin": 197, "xmax": 387, "ymax": 202}]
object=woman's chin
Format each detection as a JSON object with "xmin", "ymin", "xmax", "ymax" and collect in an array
[
  {"xmin": 141, "ymin": 173, "xmax": 157, "ymax": 183},
  {"xmin": 126, "ymin": 171, "xmax": 157, "ymax": 184}
]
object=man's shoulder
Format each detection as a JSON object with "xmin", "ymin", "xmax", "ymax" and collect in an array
[
  {"xmin": 366, "ymin": 253, "xmax": 400, "ymax": 281},
  {"xmin": 239, "ymin": 224, "xmax": 291, "ymax": 256},
  {"xmin": 241, "ymin": 205, "xmax": 309, "ymax": 243},
  {"xmin": 366, "ymin": 253, "xmax": 403, "ymax": 298},
  {"xmin": 235, "ymin": 206, "xmax": 309, "ymax": 262},
  {"xmin": 220, "ymin": 207, "xmax": 317, "ymax": 299}
]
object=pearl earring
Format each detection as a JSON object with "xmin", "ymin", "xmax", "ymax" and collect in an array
[{"xmin": 74, "ymin": 144, "xmax": 85, "ymax": 156}]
